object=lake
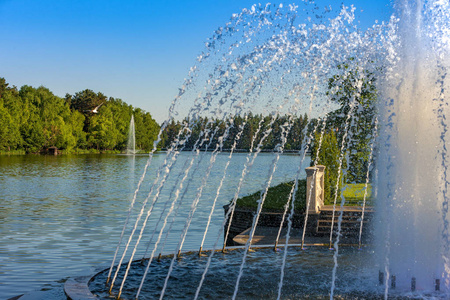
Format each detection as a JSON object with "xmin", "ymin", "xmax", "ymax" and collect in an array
[{"xmin": 0, "ymin": 152, "xmax": 309, "ymax": 299}]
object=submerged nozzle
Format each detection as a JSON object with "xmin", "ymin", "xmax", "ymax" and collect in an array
[
  {"xmin": 391, "ymin": 275, "xmax": 396, "ymax": 289},
  {"xmin": 378, "ymin": 271, "xmax": 384, "ymax": 285},
  {"xmin": 411, "ymin": 277, "xmax": 416, "ymax": 292}
]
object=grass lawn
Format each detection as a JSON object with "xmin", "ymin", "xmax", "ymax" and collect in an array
[{"xmin": 335, "ymin": 183, "xmax": 373, "ymax": 206}]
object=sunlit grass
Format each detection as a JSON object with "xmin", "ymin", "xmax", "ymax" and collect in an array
[{"xmin": 340, "ymin": 183, "xmax": 373, "ymax": 206}]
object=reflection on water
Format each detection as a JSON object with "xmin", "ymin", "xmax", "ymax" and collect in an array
[{"xmin": 0, "ymin": 153, "xmax": 308, "ymax": 299}]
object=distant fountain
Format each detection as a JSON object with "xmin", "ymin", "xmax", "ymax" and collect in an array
[
  {"xmin": 73, "ymin": 1, "xmax": 450, "ymax": 299},
  {"xmin": 126, "ymin": 115, "xmax": 136, "ymax": 155}
]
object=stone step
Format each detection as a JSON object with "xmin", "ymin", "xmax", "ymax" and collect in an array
[
  {"xmin": 319, "ymin": 213, "xmax": 373, "ymax": 220},
  {"xmin": 320, "ymin": 205, "xmax": 375, "ymax": 213},
  {"xmin": 314, "ymin": 206, "xmax": 374, "ymax": 236},
  {"xmin": 317, "ymin": 223, "xmax": 367, "ymax": 231},
  {"xmin": 317, "ymin": 222, "xmax": 363, "ymax": 228},
  {"xmin": 317, "ymin": 226, "xmax": 361, "ymax": 231},
  {"xmin": 318, "ymin": 219, "xmax": 368, "ymax": 224},
  {"xmin": 320, "ymin": 210, "xmax": 373, "ymax": 215},
  {"xmin": 318, "ymin": 218, "xmax": 371, "ymax": 223},
  {"xmin": 317, "ymin": 229, "xmax": 359, "ymax": 234},
  {"xmin": 319, "ymin": 217, "xmax": 367, "ymax": 221}
]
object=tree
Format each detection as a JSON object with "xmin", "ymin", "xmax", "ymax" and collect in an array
[
  {"xmin": 67, "ymin": 110, "xmax": 86, "ymax": 148},
  {"xmin": 310, "ymin": 130, "xmax": 343, "ymax": 204},
  {"xmin": 20, "ymin": 116, "xmax": 45, "ymax": 153},
  {"xmin": 286, "ymin": 114, "xmax": 307, "ymax": 150},
  {"xmin": 0, "ymin": 104, "xmax": 16, "ymax": 151},
  {"xmin": 0, "ymin": 79, "xmax": 22, "ymax": 150},
  {"xmin": 135, "ymin": 110, "xmax": 159, "ymax": 151},
  {"xmin": 159, "ymin": 119, "xmax": 182, "ymax": 150},
  {"xmin": 87, "ymin": 106, "xmax": 119, "ymax": 150},
  {"xmin": 326, "ymin": 61, "xmax": 377, "ymax": 183},
  {"xmin": 68, "ymin": 89, "xmax": 107, "ymax": 132},
  {"xmin": 108, "ymin": 97, "xmax": 133, "ymax": 150},
  {"xmin": 17, "ymin": 85, "xmax": 82, "ymax": 152},
  {"xmin": 0, "ymin": 77, "xmax": 160, "ymax": 154}
]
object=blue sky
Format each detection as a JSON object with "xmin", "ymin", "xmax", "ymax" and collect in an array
[{"xmin": 0, "ymin": 0, "xmax": 393, "ymax": 123}]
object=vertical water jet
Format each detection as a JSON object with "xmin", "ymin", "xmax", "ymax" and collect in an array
[{"xmin": 126, "ymin": 115, "xmax": 136, "ymax": 155}]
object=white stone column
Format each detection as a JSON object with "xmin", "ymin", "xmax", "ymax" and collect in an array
[{"xmin": 305, "ymin": 165, "xmax": 326, "ymax": 214}]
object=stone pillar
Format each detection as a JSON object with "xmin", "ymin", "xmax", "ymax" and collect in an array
[{"xmin": 305, "ymin": 165, "xmax": 326, "ymax": 214}]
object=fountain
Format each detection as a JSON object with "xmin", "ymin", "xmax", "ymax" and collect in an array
[
  {"xmin": 65, "ymin": 1, "xmax": 450, "ymax": 299},
  {"xmin": 126, "ymin": 114, "xmax": 136, "ymax": 155},
  {"xmin": 375, "ymin": 0, "xmax": 450, "ymax": 293}
]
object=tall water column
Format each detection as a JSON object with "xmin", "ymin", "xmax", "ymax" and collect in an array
[
  {"xmin": 127, "ymin": 115, "xmax": 136, "ymax": 155},
  {"xmin": 376, "ymin": 0, "xmax": 450, "ymax": 293}
]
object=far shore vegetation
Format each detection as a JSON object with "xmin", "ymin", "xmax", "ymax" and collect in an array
[
  {"xmin": 0, "ymin": 77, "xmax": 310, "ymax": 155},
  {"xmin": 0, "ymin": 77, "xmax": 160, "ymax": 154}
]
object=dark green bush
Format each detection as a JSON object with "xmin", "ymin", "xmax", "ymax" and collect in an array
[{"xmin": 235, "ymin": 179, "xmax": 306, "ymax": 213}]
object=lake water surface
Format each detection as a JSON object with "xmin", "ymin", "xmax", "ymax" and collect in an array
[{"xmin": 0, "ymin": 152, "xmax": 309, "ymax": 299}]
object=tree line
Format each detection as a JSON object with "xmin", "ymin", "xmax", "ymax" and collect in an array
[
  {"xmin": 0, "ymin": 77, "xmax": 160, "ymax": 153},
  {"xmin": 159, "ymin": 113, "xmax": 309, "ymax": 152},
  {"xmin": 0, "ymin": 76, "xmax": 311, "ymax": 155}
]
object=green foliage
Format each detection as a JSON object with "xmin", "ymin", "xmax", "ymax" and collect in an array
[
  {"xmin": 20, "ymin": 117, "xmax": 45, "ymax": 153},
  {"xmin": 235, "ymin": 180, "xmax": 307, "ymax": 212},
  {"xmin": 68, "ymin": 89, "xmax": 107, "ymax": 132},
  {"xmin": 87, "ymin": 110, "xmax": 116, "ymax": 150},
  {"xmin": 0, "ymin": 77, "xmax": 160, "ymax": 154},
  {"xmin": 134, "ymin": 109, "xmax": 159, "ymax": 151},
  {"xmin": 310, "ymin": 130, "xmax": 343, "ymax": 204},
  {"xmin": 68, "ymin": 89, "xmax": 106, "ymax": 113},
  {"xmin": 159, "ymin": 113, "xmax": 308, "ymax": 151},
  {"xmin": 326, "ymin": 61, "xmax": 377, "ymax": 183},
  {"xmin": 0, "ymin": 104, "xmax": 17, "ymax": 151}
]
